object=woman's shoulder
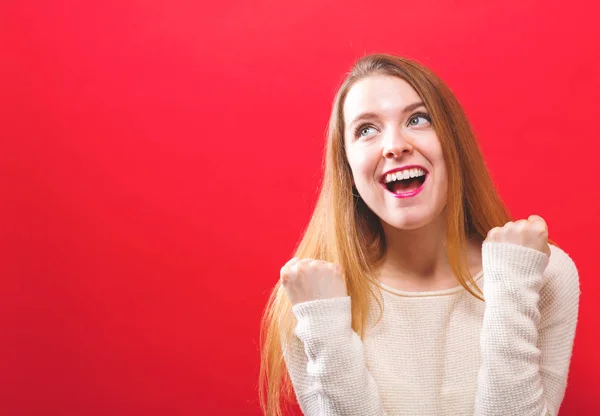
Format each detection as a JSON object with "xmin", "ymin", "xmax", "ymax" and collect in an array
[
  {"xmin": 541, "ymin": 244, "xmax": 581, "ymax": 311},
  {"xmin": 546, "ymin": 245, "xmax": 579, "ymax": 282}
]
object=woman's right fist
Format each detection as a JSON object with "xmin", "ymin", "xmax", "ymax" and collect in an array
[{"xmin": 280, "ymin": 258, "xmax": 348, "ymax": 306}]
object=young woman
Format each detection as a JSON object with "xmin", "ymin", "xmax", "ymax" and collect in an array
[{"xmin": 259, "ymin": 54, "xmax": 580, "ymax": 416}]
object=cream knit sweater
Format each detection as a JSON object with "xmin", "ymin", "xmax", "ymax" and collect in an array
[{"xmin": 283, "ymin": 243, "xmax": 580, "ymax": 415}]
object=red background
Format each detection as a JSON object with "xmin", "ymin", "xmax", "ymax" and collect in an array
[{"xmin": 1, "ymin": 0, "xmax": 599, "ymax": 414}]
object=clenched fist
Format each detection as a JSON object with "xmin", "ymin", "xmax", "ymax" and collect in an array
[
  {"xmin": 280, "ymin": 258, "xmax": 348, "ymax": 306},
  {"xmin": 485, "ymin": 215, "xmax": 551, "ymax": 257}
]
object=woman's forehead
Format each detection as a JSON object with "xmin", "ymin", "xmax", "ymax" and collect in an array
[{"xmin": 343, "ymin": 75, "xmax": 422, "ymax": 125}]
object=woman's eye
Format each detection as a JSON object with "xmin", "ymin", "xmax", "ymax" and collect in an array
[
  {"xmin": 408, "ymin": 113, "xmax": 431, "ymax": 126},
  {"xmin": 355, "ymin": 125, "xmax": 377, "ymax": 138}
]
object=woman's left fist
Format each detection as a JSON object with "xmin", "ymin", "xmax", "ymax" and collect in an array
[{"xmin": 485, "ymin": 215, "xmax": 551, "ymax": 257}]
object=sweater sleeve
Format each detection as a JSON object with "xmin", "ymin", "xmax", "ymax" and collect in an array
[
  {"xmin": 281, "ymin": 296, "xmax": 386, "ymax": 415},
  {"xmin": 474, "ymin": 242, "xmax": 580, "ymax": 416}
]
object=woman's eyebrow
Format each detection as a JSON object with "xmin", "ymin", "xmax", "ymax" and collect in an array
[{"xmin": 347, "ymin": 101, "xmax": 426, "ymax": 129}]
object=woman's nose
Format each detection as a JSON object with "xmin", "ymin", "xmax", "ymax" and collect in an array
[{"xmin": 382, "ymin": 129, "xmax": 414, "ymax": 159}]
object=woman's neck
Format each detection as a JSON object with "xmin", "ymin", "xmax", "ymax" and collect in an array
[{"xmin": 377, "ymin": 216, "xmax": 482, "ymax": 292}]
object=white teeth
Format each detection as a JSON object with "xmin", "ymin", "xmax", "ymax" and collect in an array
[{"xmin": 383, "ymin": 168, "xmax": 426, "ymax": 184}]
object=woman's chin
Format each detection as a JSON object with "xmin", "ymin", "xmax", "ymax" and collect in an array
[
  {"xmin": 382, "ymin": 215, "xmax": 432, "ymax": 231},
  {"xmin": 375, "ymin": 201, "xmax": 446, "ymax": 232}
]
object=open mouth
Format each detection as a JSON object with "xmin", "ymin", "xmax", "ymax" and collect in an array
[
  {"xmin": 382, "ymin": 168, "xmax": 428, "ymax": 196},
  {"xmin": 385, "ymin": 175, "xmax": 426, "ymax": 194}
]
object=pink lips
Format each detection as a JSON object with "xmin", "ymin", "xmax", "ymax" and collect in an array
[{"xmin": 380, "ymin": 168, "xmax": 429, "ymax": 199}]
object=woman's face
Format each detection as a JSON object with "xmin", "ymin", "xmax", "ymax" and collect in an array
[{"xmin": 343, "ymin": 75, "xmax": 448, "ymax": 231}]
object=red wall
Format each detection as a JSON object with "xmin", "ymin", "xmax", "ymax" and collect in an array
[{"xmin": 1, "ymin": 0, "xmax": 599, "ymax": 414}]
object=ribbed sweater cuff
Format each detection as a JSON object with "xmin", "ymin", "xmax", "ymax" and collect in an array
[
  {"xmin": 482, "ymin": 242, "xmax": 549, "ymax": 286},
  {"xmin": 292, "ymin": 296, "xmax": 352, "ymax": 351}
]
